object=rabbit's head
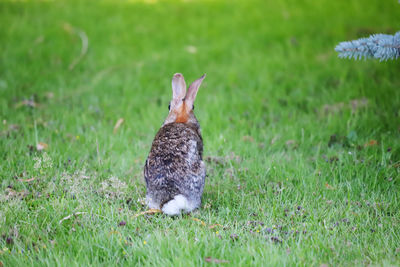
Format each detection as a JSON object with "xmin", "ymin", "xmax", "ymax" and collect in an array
[{"xmin": 163, "ymin": 73, "xmax": 205, "ymax": 126}]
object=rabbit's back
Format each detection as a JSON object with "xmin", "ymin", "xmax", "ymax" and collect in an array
[{"xmin": 144, "ymin": 122, "xmax": 205, "ymax": 209}]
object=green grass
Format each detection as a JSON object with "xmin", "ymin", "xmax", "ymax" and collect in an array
[{"xmin": 1, "ymin": 0, "xmax": 400, "ymax": 265}]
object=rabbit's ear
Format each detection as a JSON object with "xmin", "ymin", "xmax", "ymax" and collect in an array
[
  {"xmin": 185, "ymin": 74, "xmax": 206, "ymax": 109},
  {"xmin": 171, "ymin": 73, "xmax": 187, "ymax": 102}
]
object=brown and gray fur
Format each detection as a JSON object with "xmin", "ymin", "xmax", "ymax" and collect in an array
[{"xmin": 144, "ymin": 73, "xmax": 206, "ymax": 215}]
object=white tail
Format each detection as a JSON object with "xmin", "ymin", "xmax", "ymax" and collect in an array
[{"xmin": 162, "ymin": 194, "xmax": 195, "ymax": 216}]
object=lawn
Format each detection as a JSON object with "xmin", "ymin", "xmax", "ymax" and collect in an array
[{"xmin": 0, "ymin": 0, "xmax": 400, "ymax": 266}]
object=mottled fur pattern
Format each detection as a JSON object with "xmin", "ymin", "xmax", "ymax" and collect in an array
[
  {"xmin": 144, "ymin": 73, "xmax": 206, "ymax": 215},
  {"xmin": 144, "ymin": 123, "xmax": 205, "ymax": 210}
]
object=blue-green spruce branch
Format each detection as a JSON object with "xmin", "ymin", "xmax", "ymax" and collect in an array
[{"xmin": 335, "ymin": 32, "xmax": 400, "ymax": 61}]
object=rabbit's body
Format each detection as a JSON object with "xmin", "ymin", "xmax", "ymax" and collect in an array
[
  {"xmin": 144, "ymin": 73, "xmax": 206, "ymax": 215},
  {"xmin": 145, "ymin": 122, "xmax": 205, "ymax": 214}
]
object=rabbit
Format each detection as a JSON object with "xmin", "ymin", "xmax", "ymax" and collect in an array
[{"xmin": 144, "ymin": 73, "xmax": 207, "ymax": 216}]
